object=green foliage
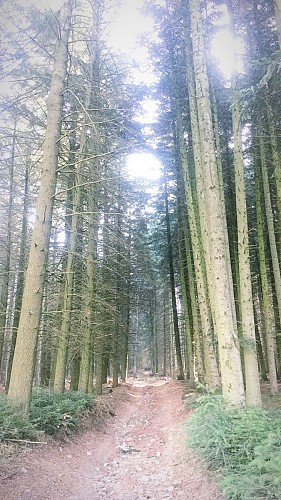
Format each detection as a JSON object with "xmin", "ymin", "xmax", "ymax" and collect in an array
[
  {"xmin": 223, "ymin": 430, "xmax": 281, "ymax": 500},
  {"xmin": 29, "ymin": 389, "xmax": 95, "ymax": 435},
  {"xmin": 187, "ymin": 395, "xmax": 281, "ymax": 499},
  {"xmin": 0, "ymin": 395, "xmax": 40, "ymax": 442},
  {"xmin": 0, "ymin": 389, "xmax": 95, "ymax": 442}
]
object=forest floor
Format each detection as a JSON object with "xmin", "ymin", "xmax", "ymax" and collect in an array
[{"xmin": 0, "ymin": 378, "xmax": 224, "ymax": 500}]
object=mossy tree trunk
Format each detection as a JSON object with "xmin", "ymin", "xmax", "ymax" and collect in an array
[
  {"xmin": 182, "ymin": 20, "xmax": 221, "ymax": 388},
  {"xmin": 227, "ymin": 0, "xmax": 261, "ymax": 406},
  {"xmin": 259, "ymin": 116, "xmax": 281, "ymax": 326},
  {"xmin": 176, "ymin": 106, "xmax": 219, "ymax": 389},
  {"xmin": 265, "ymin": 95, "xmax": 281, "ymax": 260},
  {"xmin": 188, "ymin": 0, "xmax": 245, "ymax": 406},
  {"xmin": 178, "ymin": 222, "xmax": 195, "ymax": 385},
  {"xmin": 256, "ymin": 121, "xmax": 278, "ymax": 394}
]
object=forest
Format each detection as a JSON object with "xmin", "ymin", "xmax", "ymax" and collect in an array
[{"xmin": 0, "ymin": 0, "xmax": 281, "ymax": 498}]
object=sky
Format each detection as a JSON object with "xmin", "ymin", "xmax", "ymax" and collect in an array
[
  {"xmin": 105, "ymin": 0, "xmax": 162, "ymax": 180},
  {"xmin": 108, "ymin": 0, "xmax": 153, "ymax": 52}
]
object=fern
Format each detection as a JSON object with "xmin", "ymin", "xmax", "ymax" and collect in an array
[{"xmin": 186, "ymin": 396, "xmax": 281, "ymax": 499}]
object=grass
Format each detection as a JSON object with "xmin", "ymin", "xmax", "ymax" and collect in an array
[{"xmin": 186, "ymin": 394, "xmax": 281, "ymax": 500}]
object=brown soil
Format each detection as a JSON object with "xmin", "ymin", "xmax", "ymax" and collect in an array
[{"xmin": 0, "ymin": 379, "xmax": 224, "ymax": 500}]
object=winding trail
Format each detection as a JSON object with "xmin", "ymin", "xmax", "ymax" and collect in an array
[{"xmin": 1, "ymin": 380, "xmax": 224, "ymax": 499}]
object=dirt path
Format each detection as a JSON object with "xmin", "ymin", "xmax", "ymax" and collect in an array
[{"xmin": 0, "ymin": 380, "xmax": 224, "ymax": 499}]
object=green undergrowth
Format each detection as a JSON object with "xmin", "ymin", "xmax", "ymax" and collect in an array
[
  {"xmin": 0, "ymin": 389, "xmax": 95, "ymax": 442},
  {"xmin": 186, "ymin": 395, "xmax": 281, "ymax": 499}
]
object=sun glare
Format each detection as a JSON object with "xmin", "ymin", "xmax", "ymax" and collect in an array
[
  {"xmin": 135, "ymin": 99, "xmax": 159, "ymax": 124},
  {"xmin": 126, "ymin": 153, "xmax": 162, "ymax": 181},
  {"xmin": 211, "ymin": 29, "xmax": 244, "ymax": 80}
]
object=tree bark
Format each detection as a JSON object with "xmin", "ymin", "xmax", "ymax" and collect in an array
[
  {"xmin": 178, "ymin": 223, "xmax": 195, "ymax": 386},
  {"xmin": 164, "ymin": 176, "xmax": 184, "ymax": 380},
  {"xmin": 227, "ymin": 0, "xmax": 261, "ymax": 406},
  {"xmin": 259, "ymin": 118, "xmax": 281, "ymax": 328},
  {"xmin": 53, "ymin": 9, "xmax": 98, "ymax": 393},
  {"xmin": 264, "ymin": 95, "xmax": 281, "ymax": 260},
  {"xmin": 256, "ymin": 122, "xmax": 278, "ymax": 394},
  {"xmin": 8, "ymin": 1, "xmax": 73, "ymax": 410},
  {"xmin": 5, "ymin": 160, "xmax": 29, "ymax": 391},
  {"xmin": 0, "ymin": 117, "xmax": 17, "ymax": 376},
  {"xmin": 120, "ymin": 227, "xmax": 131, "ymax": 383},
  {"xmin": 176, "ymin": 106, "xmax": 219, "ymax": 388},
  {"xmin": 188, "ymin": 0, "xmax": 245, "ymax": 406},
  {"xmin": 78, "ymin": 181, "xmax": 98, "ymax": 392}
]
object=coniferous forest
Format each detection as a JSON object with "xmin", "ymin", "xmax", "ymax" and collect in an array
[{"xmin": 1, "ymin": 1, "xmax": 281, "ymax": 498}]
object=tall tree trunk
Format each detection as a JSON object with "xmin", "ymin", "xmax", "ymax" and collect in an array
[
  {"xmin": 182, "ymin": 20, "xmax": 222, "ymax": 388},
  {"xmin": 154, "ymin": 294, "xmax": 159, "ymax": 374},
  {"xmin": 265, "ymin": 95, "xmax": 281, "ymax": 259},
  {"xmin": 256, "ymin": 122, "xmax": 279, "ymax": 394},
  {"xmin": 95, "ymin": 203, "xmax": 110, "ymax": 395},
  {"xmin": 227, "ymin": 0, "xmax": 261, "ymax": 406},
  {"xmin": 53, "ymin": 13, "xmax": 98, "ymax": 393},
  {"xmin": 188, "ymin": 0, "xmax": 245, "ymax": 406},
  {"xmin": 253, "ymin": 300, "xmax": 268, "ymax": 382},
  {"xmin": 120, "ymin": 228, "xmax": 131, "ymax": 383},
  {"xmin": 232, "ymin": 90, "xmax": 261, "ymax": 405},
  {"xmin": 49, "ymin": 118, "xmax": 77, "ymax": 390},
  {"xmin": 78, "ymin": 1, "xmax": 101, "ymax": 393},
  {"xmin": 258, "ymin": 120, "xmax": 281, "ymax": 328},
  {"xmin": 178, "ymin": 223, "xmax": 195, "ymax": 385},
  {"xmin": 163, "ymin": 176, "xmax": 184, "ymax": 380},
  {"xmin": 176, "ymin": 108, "xmax": 219, "ymax": 388},
  {"xmin": 78, "ymin": 185, "xmax": 98, "ymax": 392},
  {"xmin": 5, "ymin": 161, "xmax": 29, "ymax": 391},
  {"xmin": 211, "ymin": 89, "xmax": 237, "ymax": 314},
  {"xmin": 0, "ymin": 117, "xmax": 16, "ymax": 376},
  {"xmin": 163, "ymin": 289, "xmax": 168, "ymax": 377},
  {"xmin": 8, "ymin": 1, "xmax": 73, "ymax": 410},
  {"xmin": 112, "ymin": 176, "xmax": 122, "ymax": 389}
]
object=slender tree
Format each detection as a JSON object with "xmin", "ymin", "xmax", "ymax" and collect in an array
[
  {"xmin": 254, "ymin": 127, "xmax": 278, "ymax": 394},
  {"xmin": 163, "ymin": 173, "xmax": 184, "ymax": 379},
  {"xmin": 8, "ymin": 1, "xmax": 73, "ymax": 409}
]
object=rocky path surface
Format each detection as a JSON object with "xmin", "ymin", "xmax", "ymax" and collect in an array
[{"xmin": 0, "ymin": 380, "xmax": 224, "ymax": 499}]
